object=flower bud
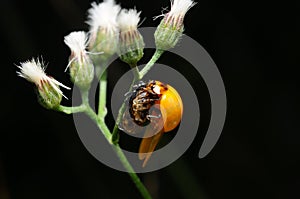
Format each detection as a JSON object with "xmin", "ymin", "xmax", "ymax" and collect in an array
[
  {"xmin": 64, "ymin": 31, "xmax": 94, "ymax": 90},
  {"xmin": 87, "ymin": 0, "xmax": 121, "ymax": 64},
  {"xmin": 16, "ymin": 58, "xmax": 70, "ymax": 109},
  {"xmin": 37, "ymin": 79, "xmax": 63, "ymax": 109},
  {"xmin": 154, "ymin": 0, "xmax": 196, "ymax": 51},
  {"xmin": 117, "ymin": 8, "xmax": 144, "ymax": 66}
]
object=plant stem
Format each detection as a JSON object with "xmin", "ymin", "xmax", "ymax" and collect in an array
[
  {"xmin": 81, "ymin": 89, "xmax": 90, "ymax": 105},
  {"xmin": 111, "ymin": 65, "xmax": 139, "ymax": 143},
  {"xmin": 98, "ymin": 70, "xmax": 107, "ymax": 119},
  {"xmin": 57, "ymin": 105, "xmax": 86, "ymax": 114},
  {"xmin": 87, "ymin": 108, "xmax": 152, "ymax": 198},
  {"xmin": 131, "ymin": 63, "xmax": 141, "ymax": 79},
  {"xmin": 84, "ymin": 104, "xmax": 112, "ymax": 141},
  {"xmin": 110, "ymin": 82, "xmax": 133, "ymax": 143},
  {"xmin": 139, "ymin": 49, "xmax": 164, "ymax": 79},
  {"xmin": 79, "ymin": 91, "xmax": 152, "ymax": 199},
  {"xmin": 60, "ymin": 49, "xmax": 164, "ymax": 199},
  {"xmin": 113, "ymin": 144, "xmax": 152, "ymax": 199},
  {"xmin": 111, "ymin": 102, "xmax": 125, "ymax": 143}
]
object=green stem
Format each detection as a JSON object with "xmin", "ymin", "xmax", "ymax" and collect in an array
[
  {"xmin": 57, "ymin": 105, "xmax": 86, "ymax": 114},
  {"xmin": 61, "ymin": 49, "xmax": 165, "ymax": 198},
  {"xmin": 78, "ymin": 89, "xmax": 151, "ymax": 198},
  {"xmin": 58, "ymin": 100, "xmax": 152, "ymax": 198},
  {"xmin": 111, "ymin": 64, "xmax": 139, "ymax": 144},
  {"xmin": 139, "ymin": 49, "xmax": 164, "ymax": 79},
  {"xmin": 111, "ymin": 102, "xmax": 125, "ymax": 144},
  {"xmin": 97, "ymin": 50, "xmax": 164, "ymax": 197},
  {"xmin": 113, "ymin": 144, "xmax": 152, "ymax": 199},
  {"xmin": 131, "ymin": 63, "xmax": 141, "ymax": 79},
  {"xmin": 98, "ymin": 70, "xmax": 107, "ymax": 119},
  {"xmin": 84, "ymin": 104, "xmax": 112, "ymax": 142},
  {"xmin": 81, "ymin": 96, "xmax": 151, "ymax": 199},
  {"xmin": 81, "ymin": 89, "xmax": 90, "ymax": 105}
]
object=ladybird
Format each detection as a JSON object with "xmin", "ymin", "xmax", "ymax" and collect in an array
[{"xmin": 123, "ymin": 80, "xmax": 183, "ymax": 167}]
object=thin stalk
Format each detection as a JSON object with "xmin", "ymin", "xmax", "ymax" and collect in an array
[
  {"xmin": 111, "ymin": 80, "xmax": 134, "ymax": 143},
  {"xmin": 84, "ymin": 104, "xmax": 112, "ymax": 141},
  {"xmin": 57, "ymin": 105, "xmax": 86, "ymax": 114},
  {"xmin": 131, "ymin": 63, "xmax": 141, "ymax": 79},
  {"xmin": 98, "ymin": 70, "xmax": 107, "ymax": 119},
  {"xmin": 113, "ymin": 144, "xmax": 152, "ymax": 199},
  {"xmin": 58, "ymin": 99, "xmax": 152, "ymax": 198},
  {"xmin": 111, "ymin": 102, "xmax": 125, "ymax": 144},
  {"xmin": 139, "ymin": 49, "xmax": 164, "ymax": 79},
  {"xmin": 80, "ymin": 90, "xmax": 151, "ymax": 199},
  {"xmin": 88, "ymin": 107, "xmax": 151, "ymax": 198},
  {"xmin": 111, "ymin": 64, "xmax": 139, "ymax": 143},
  {"xmin": 81, "ymin": 89, "xmax": 90, "ymax": 106}
]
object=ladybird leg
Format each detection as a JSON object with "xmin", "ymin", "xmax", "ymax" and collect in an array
[
  {"xmin": 118, "ymin": 125, "xmax": 125, "ymax": 131},
  {"xmin": 124, "ymin": 91, "xmax": 134, "ymax": 98},
  {"xmin": 146, "ymin": 114, "xmax": 161, "ymax": 119},
  {"xmin": 139, "ymin": 130, "xmax": 164, "ymax": 167},
  {"xmin": 137, "ymin": 98, "xmax": 158, "ymax": 103},
  {"xmin": 134, "ymin": 81, "xmax": 145, "ymax": 88}
]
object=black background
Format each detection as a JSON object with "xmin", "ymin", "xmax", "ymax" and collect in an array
[{"xmin": 0, "ymin": 0, "xmax": 299, "ymax": 198}]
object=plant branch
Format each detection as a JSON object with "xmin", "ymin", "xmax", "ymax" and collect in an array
[
  {"xmin": 139, "ymin": 49, "xmax": 164, "ymax": 79},
  {"xmin": 57, "ymin": 105, "xmax": 86, "ymax": 114},
  {"xmin": 79, "ymin": 89, "xmax": 152, "ymax": 198},
  {"xmin": 85, "ymin": 106, "xmax": 152, "ymax": 198},
  {"xmin": 113, "ymin": 144, "xmax": 152, "ymax": 199}
]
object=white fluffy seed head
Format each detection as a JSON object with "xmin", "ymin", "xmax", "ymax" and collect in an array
[
  {"xmin": 17, "ymin": 58, "xmax": 70, "ymax": 97},
  {"xmin": 17, "ymin": 58, "xmax": 47, "ymax": 85},
  {"xmin": 118, "ymin": 8, "xmax": 141, "ymax": 31},
  {"xmin": 64, "ymin": 31, "xmax": 88, "ymax": 57},
  {"xmin": 169, "ymin": 0, "xmax": 196, "ymax": 17},
  {"xmin": 87, "ymin": 0, "xmax": 121, "ymax": 34}
]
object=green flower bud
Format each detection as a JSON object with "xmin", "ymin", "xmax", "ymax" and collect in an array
[
  {"xmin": 154, "ymin": 0, "xmax": 196, "ymax": 51},
  {"xmin": 64, "ymin": 31, "xmax": 94, "ymax": 90},
  {"xmin": 117, "ymin": 9, "xmax": 144, "ymax": 66},
  {"xmin": 37, "ymin": 79, "xmax": 63, "ymax": 109},
  {"xmin": 89, "ymin": 29, "xmax": 119, "ymax": 63},
  {"xmin": 154, "ymin": 20, "xmax": 183, "ymax": 51},
  {"xmin": 16, "ymin": 58, "xmax": 70, "ymax": 110},
  {"xmin": 68, "ymin": 55, "xmax": 94, "ymax": 90},
  {"xmin": 86, "ymin": 0, "xmax": 121, "ymax": 65}
]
